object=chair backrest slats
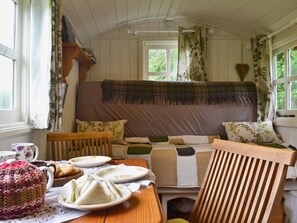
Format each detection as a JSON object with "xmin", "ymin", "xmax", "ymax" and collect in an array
[
  {"xmin": 189, "ymin": 139, "xmax": 297, "ymax": 223},
  {"xmin": 47, "ymin": 132, "xmax": 113, "ymax": 160}
]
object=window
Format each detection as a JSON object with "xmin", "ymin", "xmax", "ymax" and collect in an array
[
  {"xmin": 0, "ymin": 0, "xmax": 29, "ymax": 131},
  {"xmin": 272, "ymin": 43, "xmax": 297, "ymax": 115},
  {"xmin": 143, "ymin": 41, "xmax": 178, "ymax": 81},
  {"xmin": 0, "ymin": 0, "xmax": 16, "ymax": 110}
]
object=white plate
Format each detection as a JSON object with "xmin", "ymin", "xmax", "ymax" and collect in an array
[
  {"xmin": 57, "ymin": 185, "xmax": 132, "ymax": 211},
  {"xmin": 94, "ymin": 165, "xmax": 149, "ymax": 183},
  {"xmin": 68, "ymin": 156, "xmax": 111, "ymax": 168}
]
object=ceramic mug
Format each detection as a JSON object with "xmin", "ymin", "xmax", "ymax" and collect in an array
[
  {"xmin": 0, "ymin": 151, "xmax": 17, "ymax": 163},
  {"xmin": 11, "ymin": 143, "xmax": 39, "ymax": 162}
]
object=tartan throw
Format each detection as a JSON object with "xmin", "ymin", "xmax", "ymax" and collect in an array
[{"xmin": 102, "ymin": 80, "xmax": 257, "ymax": 105}]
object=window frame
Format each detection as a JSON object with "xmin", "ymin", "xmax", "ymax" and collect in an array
[
  {"xmin": 142, "ymin": 40, "xmax": 178, "ymax": 81},
  {"xmin": 272, "ymin": 40, "xmax": 297, "ymax": 117},
  {"xmin": 0, "ymin": 0, "xmax": 30, "ymax": 134}
]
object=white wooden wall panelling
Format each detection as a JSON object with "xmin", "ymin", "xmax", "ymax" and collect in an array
[
  {"xmin": 129, "ymin": 39, "xmax": 138, "ymax": 80},
  {"xmin": 86, "ymin": 21, "xmax": 255, "ymax": 82},
  {"xmin": 120, "ymin": 39, "xmax": 130, "ymax": 80},
  {"xmin": 110, "ymin": 39, "xmax": 120, "ymax": 79}
]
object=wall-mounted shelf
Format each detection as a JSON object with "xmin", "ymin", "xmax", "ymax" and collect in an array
[{"xmin": 62, "ymin": 42, "xmax": 93, "ymax": 84}]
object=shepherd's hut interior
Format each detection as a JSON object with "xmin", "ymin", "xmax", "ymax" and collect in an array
[{"xmin": 1, "ymin": 0, "xmax": 297, "ymax": 222}]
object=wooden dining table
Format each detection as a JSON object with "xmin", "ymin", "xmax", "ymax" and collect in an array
[{"xmin": 67, "ymin": 158, "xmax": 166, "ymax": 223}]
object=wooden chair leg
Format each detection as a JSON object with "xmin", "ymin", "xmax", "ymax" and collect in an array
[{"xmin": 269, "ymin": 200, "xmax": 286, "ymax": 223}]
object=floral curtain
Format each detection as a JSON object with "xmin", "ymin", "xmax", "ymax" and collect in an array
[
  {"xmin": 29, "ymin": 0, "xmax": 63, "ymax": 130},
  {"xmin": 48, "ymin": 0, "xmax": 64, "ymax": 131},
  {"xmin": 177, "ymin": 26, "xmax": 208, "ymax": 81},
  {"xmin": 250, "ymin": 36, "xmax": 274, "ymax": 121}
]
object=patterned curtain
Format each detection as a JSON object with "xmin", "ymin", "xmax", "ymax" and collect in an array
[
  {"xmin": 251, "ymin": 36, "xmax": 273, "ymax": 121},
  {"xmin": 177, "ymin": 26, "xmax": 208, "ymax": 81},
  {"xmin": 48, "ymin": 0, "xmax": 64, "ymax": 131}
]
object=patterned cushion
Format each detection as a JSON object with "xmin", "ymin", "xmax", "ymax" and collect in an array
[
  {"xmin": 222, "ymin": 121, "xmax": 282, "ymax": 143},
  {"xmin": 76, "ymin": 119, "xmax": 127, "ymax": 144}
]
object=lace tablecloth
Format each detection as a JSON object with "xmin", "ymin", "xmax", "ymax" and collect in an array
[{"xmin": 0, "ymin": 163, "xmax": 155, "ymax": 223}]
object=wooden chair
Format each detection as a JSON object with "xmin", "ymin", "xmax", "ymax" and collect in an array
[
  {"xmin": 47, "ymin": 132, "xmax": 113, "ymax": 160},
  {"xmin": 168, "ymin": 139, "xmax": 297, "ymax": 223}
]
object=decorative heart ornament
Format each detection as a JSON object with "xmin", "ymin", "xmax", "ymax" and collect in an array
[{"xmin": 235, "ymin": 64, "xmax": 250, "ymax": 81}]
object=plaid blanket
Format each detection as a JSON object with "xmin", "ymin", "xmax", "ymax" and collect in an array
[{"xmin": 102, "ymin": 79, "xmax": 256, "ymax": 105}]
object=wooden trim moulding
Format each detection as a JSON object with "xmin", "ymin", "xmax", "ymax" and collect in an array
[{"xmin": 62, "ymin": 42, "xmax": 93, "ymax": 84}]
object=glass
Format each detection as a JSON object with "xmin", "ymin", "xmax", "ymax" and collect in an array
[
  {"xmin": 148, "ymin": 75, "xmax": 166, "ymax": 81},
  {"xmin": 148, "ymin": 49, "xmax": 166, "ymax": 72},
  {"xmin": 0, "ymin": 0, "xmax": 15, "ymax": 49},
  {"xmin": 276, "ymin": 52, "xmax": 284, "ymax": 79},
  {"xmin": 290, "ymin": 47, "xmax": 297, "ymax": 77},
  {"xmin": 290, "ymin": 81, "xmax": 297, "ymax": 109},
  {"xmin": 0, "ymin": 55, "xmax": 14, "ymax": 110},
  {"xmin": 276, "ymin": 83, "xmax": 285, "ymax": 110},
  {"xmin": 170, "ymin": 48, "xmax": 178, "ymax": 72}
]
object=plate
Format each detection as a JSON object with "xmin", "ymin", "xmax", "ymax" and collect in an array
[
  {"xmin": 53, "ymin": 169, "xmax": 84, "ymax": 187},
  {"xmin": 68, "ymin": 156, "xmax": 112, "ymax": 168},
  {"xmin": 94, "ymin": 165, "xmax": 149, "ymax": 183},
  {"xmin": 57, "ymin": 185, "xmax": 132, "ymax": 211}
]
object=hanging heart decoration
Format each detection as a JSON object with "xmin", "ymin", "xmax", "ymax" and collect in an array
[{"xmin": 235, "ymin": 63, "xmax": 250, "ymax": 81}]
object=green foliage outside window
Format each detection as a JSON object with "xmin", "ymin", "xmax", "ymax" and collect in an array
[
  {"xmin": 275, "ymin": 47, "xmax": 297, "ymax": 110},
  {"xmin": 148, "ymin": 49, "xmax": 166, "ymax": 72}
]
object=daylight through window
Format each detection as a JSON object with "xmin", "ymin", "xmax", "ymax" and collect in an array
[
  {"xmin": 143, "ymin": 41, "xmax": 178, "ymax": 81},
  {"xmin": 273, "ymin": 44, "xmax": 297, "ymax": 113}
]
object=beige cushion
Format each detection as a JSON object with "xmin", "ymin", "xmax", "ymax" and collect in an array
[
  {"xmin": 222, "ymin": 120, "xmax": 282, "ymax": 143},
  {"xmin": 76, "ymin": 119, "xmax": 127, "ymax": 144}
]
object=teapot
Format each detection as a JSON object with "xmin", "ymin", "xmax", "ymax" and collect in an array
[{"xmin": 0, "ymin": 159, "xmax": 54, "ymax": 220}]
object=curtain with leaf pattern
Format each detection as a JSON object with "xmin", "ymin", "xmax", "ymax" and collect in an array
[
  {"xmin": 250, "ymin": 36, "xmax": 274, "ymax": 121},
  {"xmin": 48, "ymin": 0, "xmax": 64, "ymax": 131},
  {"xmin": 29, "ymin": 0, "xmax": 63, "ymax": 130},
  {"xmin": 177, "ymin": 26, "xmax": 208, "ymax": 81}
]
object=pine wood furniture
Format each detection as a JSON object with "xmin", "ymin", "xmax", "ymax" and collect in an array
[
  {"xmin": 176, "ymin": 139, "xmax": 297, "ymax": 223},
  {"xmin": 47, "ymin": 132, "xmax": 113, "ymax": 160},
  {"xmin": 63, "ymin": 42, "xmax": 93, "ymax": 84},
  {"xmin": 67, "ymin": 158, "xmax": 166, "ymax": 223}
]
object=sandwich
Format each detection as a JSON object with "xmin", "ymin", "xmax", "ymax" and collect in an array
[{"xmin": 60, "ymin": 174, "xmax": 123, "ymax": 205}]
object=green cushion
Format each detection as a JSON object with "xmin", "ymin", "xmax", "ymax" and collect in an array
[
  {"xmin": 167, "ymin": 218, "xmax": 189, "ymax": 223},
  {"xmin": 148, "ymin": 136, "xmax": 169, "ymax": 142},
  {"xmin": 255, "ymin": 142, "xmax": 287, "ymax": 149},
  {"xmin": 127, "ymin": 145, "xmax": 152, "ymax": 154}
]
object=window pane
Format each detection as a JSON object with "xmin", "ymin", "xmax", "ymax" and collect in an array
[
  {"xmin": 0, "ymin": 55, "xmax": 14, "ymax": 110},
  {"xmin": 290, "ymin": 47, "xmax": 297, "ymax": 77},
  {"xmin": 276, "ymin": 52, "xmax": 285, "ymax": 79},
  {"xmin": 148, "ymin": 75, "xmax": 166, "ymax": 81},
  {"xmin": 290, "ymin": 81, "xmax": 297, "ymax": 109},
  {"xmin": 276, "ymin": 83, "xmax": 285, "ymax": 110},
  {"xmin": 170, "ymin": 48, "xmax": 178, "ymax": 72},
  {"xmin": 148, "ymin": 49, "xmax": 166, "ymax": 72},
  {"xmin": 0, "ymin": 0, "xmax": 15, "ymax": 49}
]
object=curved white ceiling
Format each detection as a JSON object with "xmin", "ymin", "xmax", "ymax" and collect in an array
[{"xmin": 63, "ymin": 0, "xmax": 297, "ymax": 43}]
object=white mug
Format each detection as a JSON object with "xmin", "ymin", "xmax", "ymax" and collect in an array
[
  {"xmin": 0, "ymin": 151, "xmax": 17, "ymax": 163},
  {"xmin": 11, "ymin": 143, "xmax": 39, "ymax": 162}
]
